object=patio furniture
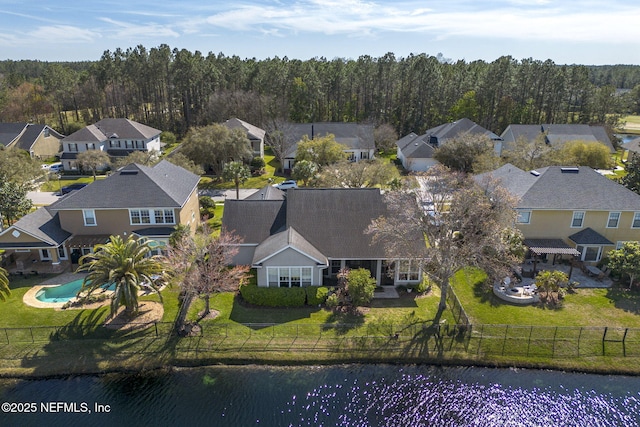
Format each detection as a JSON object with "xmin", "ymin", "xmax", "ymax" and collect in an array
[{"xmin": 585, "ymin": 265, "xmax": 602, "ymax": 277}]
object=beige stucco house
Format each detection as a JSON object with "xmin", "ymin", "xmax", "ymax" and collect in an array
[
  {"xmin": 0, "ymin": 123, "xmax": 64, "ymax": 159},
  {"xmin": 477, "ymin": 164, "xmax": 640, "ymax": 263},
  {"xmin": 0, "ymin": 161, "xmax": 200, "ymax": 274}
]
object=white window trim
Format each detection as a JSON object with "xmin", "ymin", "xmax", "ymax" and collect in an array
[
  {"xmin": 516, "ymin": 210, "xmax": 531, "ymax": 224},
  {"xmin": 571, "ymin": 211, "xmax": 585, "ymax": 228},
  {"xmin": 57, "ymin": 245, "xmax": 68, "ymax": 260},
  {"xmin": 40, "ymin": 248, "xmax": 51, "ymax": 261},
  {"xmin": 267, "ymin": 266, "xmax": 313, "ymax": 287},
  {"xmin": 607, "ymin": 212, "xmax": 621, "ymax": 229},
  {"xmin": 397, "ymin": 259, "xmax": 421, "ymax": 282},
  {"xmin": 129, "ymin": 208, "xmax": 176, "ymax": 226},
  {"xmin": 83, "ymin": 209, "xmax": 97, "ymax": 226},
  {"xmin": 632, "ymin": 212, "xmax": 640, "ymax": 229}
]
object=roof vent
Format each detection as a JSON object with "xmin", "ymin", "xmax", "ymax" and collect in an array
[
  {"xmin": 120, "ymin": 170, "xmax": 138, "ymax": 175},
  {"xmin": 530, "ymin": 170, "xmax": 540, "ymax": 176},
  {"xmin": 560, "ymin": 167, "xmax": 579, "ymax": 173}
]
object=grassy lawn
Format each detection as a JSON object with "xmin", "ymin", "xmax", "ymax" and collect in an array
[
  {"xmin": 618, "ymin": 115, "xmax": 640, "ymax": 135},
  {"xmin": 39, "ymin": 176, "xmax": 104, "ymax": 192},
  {"xmin": 451, "ymin": 268, "xmax": 640, "ymax": 328}
]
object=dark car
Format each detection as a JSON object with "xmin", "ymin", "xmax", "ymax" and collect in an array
[{"xmin": 60, "ymin": 183, "xmax": 87, "ymax": 195}]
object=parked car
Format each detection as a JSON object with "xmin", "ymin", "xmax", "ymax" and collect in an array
[
  {"xmin": 273, "ymin": 180, "xmax": 298, "ymax": 190},
  {"xmin": 60, "ymin": 183, "xmax": 87, "ymax": 195},
  {"xmin": 48, "ymin": 163, "xmax": 63, "ymax": 172}
]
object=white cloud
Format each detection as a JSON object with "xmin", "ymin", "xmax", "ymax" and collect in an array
[{"xmin": 98, "ymin": 18, "xmax": 180, "ymax": 39}]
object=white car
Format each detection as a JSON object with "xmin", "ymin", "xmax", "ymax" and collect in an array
[{"xmin": 273, "ymin": 180, "xmax": 298, "ymax": 190}]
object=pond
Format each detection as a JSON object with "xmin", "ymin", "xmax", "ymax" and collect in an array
[{"xmin": 1, "ymin": 364, "xmax": 639, "ymax": 426}]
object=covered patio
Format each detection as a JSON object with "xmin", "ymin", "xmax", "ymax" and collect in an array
[{"xmin": 522, "ymin": 238, "xmax": 582, "ymax": 280}]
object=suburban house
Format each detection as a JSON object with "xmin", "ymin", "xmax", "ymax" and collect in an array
[
  {"xmin": 396, "ymin": 118, "xmax": 502, "ymax": 172},
  {"xmin": 281, "ymin": 123, "xmax": 375, "ymax": 173},
  {"xmin": 499, "ymin": 124, "xmax": 615, "ymax": 155},
  {"xmin": 0, "ymin": 122, "xmax": 64, "ymax": 159},
  {"xmin": 623, "ymin": 137, "xmax": 640, "ymax": 159},
  {"xmin": 477, "ymin": 164, "xmax": 640, "ymax": 264},
  {"xmin": 0, "ymin": 161, "xmax": 200, "ymax": 275},
  {"xmin": 59, "ymin": 118, "xmax": 162, "ymax": 171},
  {"xmin": 223, "ymin": 118, "xmax": 265, "ymax": 158},
  {"xmin": 222, "ymin": 188, "xmax": 424, "ymax": 287}
]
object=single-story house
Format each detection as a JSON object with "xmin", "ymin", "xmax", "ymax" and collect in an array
[
  {"xmin": 499, "ymin": 124, "xmax": 615, "ymax": 155},
  {"xmin": 223, "ymin": 118, "xmax": 265, "ymax": 158},
  {"xmin": 222, "ymin": 188, "xmax": 424, "ymax": 287},
  {"xmin": 0, "ymin": 122, "xmax": 64, "ymax": 159}
]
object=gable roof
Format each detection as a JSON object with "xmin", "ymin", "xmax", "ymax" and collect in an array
[
  {"xmin": 224, "ymin": 118, "xmax": 265, "ymax": 140},
  {"xmin": 0, "ymin": 123, "xmax": 29, "ymax": 147},
  {"xmin": 13, "ymin": 124, "xmax": 64, "ymax": 151},
  {"xmin": 52, "ymin": 160, "xmax": 199, "ymax": 210},
  {"xmin": 500, "ymin": 124, "xmax": 615, "ymax": 153},
  {"xmin": 625, "ymin": 137, "xmax": 640, "ymax": 154},
  {"xmin": 62, "ymin": 118, "xmax": 160, "ymax": 143},
  {"xmin": 252, "ymin": 227, "xmax": 327, "ymax": 265},
  {"xmin": 425, "ymin": 118, "xmax": 502, "ymax": 143},
  {"xmin": 222, "ymin": 200, "xmax": 287, "ymax": 243},
  {"xmin": 245, "ymin": 185, "xmax": 286, "ymax": 200},
  {"xmin": 285, "ymin": 122, "xmax": 375, "ymax": 158},
  {"xmin": 396, "ymin": 132, "xmax": 436, "ymax": 159},
  {"xmin": 477, "ymin": 164, "xmax": 640, "ymax": 210},
  {"xmin": 569, "ymin": 227, "xmax": 614, "ymax": 245},
  {"xmin": 0, "ymin": 206, "xmax": 71, "ymax": 247}
]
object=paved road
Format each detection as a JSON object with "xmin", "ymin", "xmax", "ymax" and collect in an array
[
  {"xmin": 27, "ymin": 191, "xmax": 61, "ymax": 206},
  {"xmin": 199, "ymin": 188, "xmax": 258, "ymax": 202}
]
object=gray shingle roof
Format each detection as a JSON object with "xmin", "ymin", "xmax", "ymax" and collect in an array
[
  {"xmin": 252, "ymin": 227, "xmax": 327, "ymax": 265},
  {"xmin": 285, "ymin": 123, "xmax": 375, "ymax": 157},
  {"xmin": 569, "ymin": 227, "xmax": 614, "ymax": 245},
  {"xmin": 425, "ymin": 118, "xmax": 502, "ymax": 143},
  {"xmin": 52, "ymin": 160, "xmax": 199, "ymax": 210},
  {"xmin": 0, "ymin": 123, "xmax": 28, "ymax": 146},
  {"xmin": 478, "ymin": 164, "xmax": 640, "ymax": 210},
  {"xmin": 0, "ymin": 206, "xmax": 71, "ymax": 247},
  {"xmin": 14, "ymin": 124, "xmax": 64, "ymax": 151},
  {"xmin": 224, "ymin": 118, "xmax": 265, "ymax": 140},
  {"xmin": 500, "ymin": 124, "xmax": 615, "ymax": 153},
  {"xmin": 62, "ymin": 118, "xmax": 160, "ymax": 143},
  {"xmin": 245, "ymin": 185, "xmax": 286, "ymax": 200},
  {"xmin": 396, "ymin": 133, "xmax": 436, "ymax": 159},
  {"xmin": 222, "ymin": 200, "xmax": 286, "ymax": 243},
  {"xmin": 625, "ymin": 137, "xmax": 640, "ymax": 154}
]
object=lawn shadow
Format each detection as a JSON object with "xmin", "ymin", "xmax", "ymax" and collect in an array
[
  {"xmin": 370, "ymin": 296, "xmax": 419, "ymax": 308},
  {"xmin": 321, "ymin": 307, "xmax": 365, "ymax": 335},
  {"xmin": 8, "ymin": 273, "xmax": 56, "ymax": 289},
  {"xmin": 228, "ymin": 295, "xmax": 321, "ymax": 329},
  {"xmin": 606, "ymin": 285, "xmax": 640, "ymax": 315}
]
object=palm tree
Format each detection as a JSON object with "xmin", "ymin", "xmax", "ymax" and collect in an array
[
  {"xmin": 0, "ymin": 266, "xmax": 10, "ymax": 301},
  {"xmin": 77, "ymin": 235, "xmax": 168, "ymax": 318}
]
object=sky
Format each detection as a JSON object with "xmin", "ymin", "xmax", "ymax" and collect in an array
[{"xmin": 1, "ymin": 0, "xmax": 639, "ymax": 65}]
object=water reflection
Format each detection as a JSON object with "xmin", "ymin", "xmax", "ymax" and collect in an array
[{"xmin": 1, "ymin": 365, "xmax": 639, "ymax": 426}]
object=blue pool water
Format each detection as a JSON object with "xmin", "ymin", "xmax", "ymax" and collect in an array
[{"xmin": 35, "ymin": 279, "xmax": 114, "ymax": 303}]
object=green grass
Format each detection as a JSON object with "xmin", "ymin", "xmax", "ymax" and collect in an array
[
  {"xmin": 39, "ymin": 176, "xmax": 104, "ymax": 192},
  {"xmin": 618, "ymin": 115, "xmax": 640, "ymax": 135},
  {"xmin": 451, "ymin": 267, "xmax": 640, "ymax": 328}
]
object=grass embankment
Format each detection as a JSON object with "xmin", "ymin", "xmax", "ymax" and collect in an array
[{"xmin": 618, "ymin": 115, "xmax": 640, "ymax": 135}]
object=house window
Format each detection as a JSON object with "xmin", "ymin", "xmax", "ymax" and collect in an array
[
  {"xmin": 135, "ymin": 140, "xmax": 145, "ymax": 149},
  {"xmin": 68, "ymin": 143, "xmax": 78, "ymax": 152},
  {"xmin": 44, "ymin": 128, "xmax": 50, "ymax": 137},
  {"xmin": 360, "ymin": 151, "xmax": 369, "ymax": 160},
  {"xmin": 81, "ymin": 247, "xmax": 93, "ymax": 256},
  {"xmin": 83, "ymin": 209, "xmax": 96, "ymax": 226},
  {"xmin": 40, "ymin": 249, "xmax": 51, "ymax": 260},
  {"xmin": 267, "ymin": 267, "xmax": 313, "ymax": 288},
  {"xmin": 110, "ymin": 140, "xmax": 121, "ymax": 148},
  {"xmin": 398, "ymin": 260, "xmax": 420, "ymax": 281},
  {"xmin": 607, "ymin": 212, "xmax": 621, "ymax": 228},
  {"xmin": 86, "ymin": 143, "xmax": 95, "ymax": 150},
  {"xmin": 616, "ymin": 241, "xmax": 634, "ymax": 250},
  {"xmin": 125, "ymin": 140, "xmax": 134, "ymax": 149},
  {"xmin": 516, "ymin": 210, "xmax": 531, "ymax": 224},
  {"xmin": 154, "ymin": 209, "xmax": 175, "ymax": 224},
  {"xmin": 330, "ymin": 260, "xmax": 342, "ymax": 276},
  {"xmin": 633, "ymin": 213, "xmax": 640, "ymax": 229},
  {"xmin": 571, "ymin": 211, "xmax": 584, "ymax": 228},
  {"xmin": 57, "ymin": 246, "xmax": 67, "ymax": 260}
]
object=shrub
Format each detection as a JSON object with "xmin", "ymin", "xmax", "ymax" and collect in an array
[
  {"xmin": 199, "ymin": 196, "xmax": 216, "ymax": 209},
  {"xmin": 325, "ymin": 293, "xmax": 339, "ymax": 309},
  {"xmin": 306, "ymin": 286, "xmax": 329, "ymax": 305},
  {"xmin": 415, "ymin": 276, "xmax": 433, "ymax": 294},
  {"xmin": 347, "ymin": 268, "xmax": 376, "ymax": 306},
  {"xmin": 239, "ymin": 282, "xmax": 306, "ymax": 307}
]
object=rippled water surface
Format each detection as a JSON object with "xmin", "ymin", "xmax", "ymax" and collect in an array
[{"xmin": 1, "ymin": 365, "xmax": 639, "ymax": 426}]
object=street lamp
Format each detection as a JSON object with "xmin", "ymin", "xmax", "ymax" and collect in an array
[{"xmin": 56, "ymin": 173, "xmax": 62, "ymax": 196}]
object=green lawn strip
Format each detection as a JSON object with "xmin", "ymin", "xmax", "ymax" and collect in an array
[
  {"xmin": 451, "ymin": 267, "xmax": 640, "ymax": 328},
  {"xmin": 39, "ymin": 176, "xmax": 104, "ymax": 192}
]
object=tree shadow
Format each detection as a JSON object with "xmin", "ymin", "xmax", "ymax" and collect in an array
[
  {"xmin": 606, "ymin": 285, "xmax": 640, "ymax": 315},
  {"xmin": 321, "ymin": 307, "xmax": 366, "ymax": 335},
  {"xmin": 20, "ymin": 307, "xmax": 156, "ymax": 376}
]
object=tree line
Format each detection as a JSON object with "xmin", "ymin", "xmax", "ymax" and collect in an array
[{"xmin": 1, "ymin": 45, "xmax": 639, "ymax": 138}]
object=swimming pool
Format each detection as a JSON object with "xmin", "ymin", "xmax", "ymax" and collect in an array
[{"xmin": 35, "ymin": 279, "xmax": 114, "ymax": 303}]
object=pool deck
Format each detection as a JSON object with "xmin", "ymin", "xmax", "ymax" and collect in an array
[{"xmin": 23, "ymin": 273, "xmax": 88, "ymax": 309}]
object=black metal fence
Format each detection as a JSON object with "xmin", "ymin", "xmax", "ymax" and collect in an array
[{"xmin": 1, "ymin": 321, "xmax": 639, "ymax": 360}]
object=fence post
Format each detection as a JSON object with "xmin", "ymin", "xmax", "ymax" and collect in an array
[
  {"xmin": 30, "ymin": 327, "xmax": 34, "ymax": 343},
  {"xmin": 527, "ymin": 326, "xmax": 533, "ymax": 356},
  {"xmin": 4, "ymin": 328, "xmax": 8, "ymax": 345},
  {"xmin": 154, "ymin": 322, "xmax": 158, "ymax": 337},
  {"xmin": 502, "ymin": 325, "xmax": 509, "ymax": 355},
  {"xmin": 623, "ymin": 328, "xmax": 629, "ymax": 357},
  {"xmin": 602, "ymin": 327, "xmax": 608, "ymax": 356},
  {"xmin": 577, "ymin": 327, "xmax": 583, "ymax": 357},
  {"xmin": 477, "ymin": 324, "xmax": 484, "ymax": 355},
  {"xmin": 552, "ymin": 326, "xmax": 558, "ymax": 357}
]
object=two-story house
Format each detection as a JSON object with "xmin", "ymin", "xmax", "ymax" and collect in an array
[
  {"xmin": 0, "ymin": 123, "xmax": 64, "ymax": 159},
  {"xmin": 0, "ymin": 161, "xmax": 200, "ymax": 274},
  {"xmin": 59, "ymin": 118, "xmax": 161, "ymax": 171},
  {"xmin": 477, "ymin": 164, "xmax": 640, "ymax": 264}
]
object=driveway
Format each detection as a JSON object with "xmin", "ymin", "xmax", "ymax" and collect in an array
[{"xmin": 199, "ymin": 188, "xmax": 258, "ymax": 202}]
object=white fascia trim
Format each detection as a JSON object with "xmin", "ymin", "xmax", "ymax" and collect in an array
[{"xmin": 253, "ymin": 245, "xmax": 327, "ymax": 266}]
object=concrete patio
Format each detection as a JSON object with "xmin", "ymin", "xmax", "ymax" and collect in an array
[{"xmin": 518, "ymin": 261, "xmax": 612, "ymax": 289}]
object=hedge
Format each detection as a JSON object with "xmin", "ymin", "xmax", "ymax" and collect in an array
[
  {"xmin": 240, "ymin": 282, "xmax": 306, "ymax": 307},
  {"xmin": 239, "ymin": 282, "xmax": 330, "ymax": 307}
]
